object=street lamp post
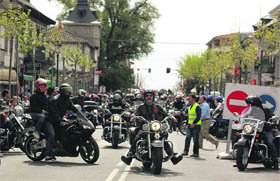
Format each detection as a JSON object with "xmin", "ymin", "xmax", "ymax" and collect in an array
[{"xmin": 56, "ymin": 52, "xmax": 59, "ymax": 87}]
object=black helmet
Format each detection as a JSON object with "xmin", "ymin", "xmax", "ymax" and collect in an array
[
  {"xmin": 113, "ymin": 93, "xmax": 122, "ymax": 104},
  {"xmin": 245, "ymin": 96, "xmax": 263, "ymax": 108},
  {"xmin": 60, "ymin": 83, "xmax": 72, "ymax": 98}
]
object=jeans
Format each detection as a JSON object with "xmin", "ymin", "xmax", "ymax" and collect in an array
[
  {"xmin": 30, "ymin": 113, "xmax": 46, "ymax": 132},
  {"xmin": 42, "ymin": 121, "xmax": 55, "ymax": 156},
  {"xmin": 184, "ymin": 125, "xmax": 201, "ymax": 155},
  {"xmin": 265, "ymin": 130, "xmax": 277, "ymax": 161}
]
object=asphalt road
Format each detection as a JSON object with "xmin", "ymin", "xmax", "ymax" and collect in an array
[{"xmin": 0, "ymin": 126, "xmax": 279, "ymax": 181}]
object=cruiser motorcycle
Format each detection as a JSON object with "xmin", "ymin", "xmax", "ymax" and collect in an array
[
  {"xmin": 234, "ymin": 106, "xmax": 280, "ymax": 171},
  {"xmin": 132, "ymin": 116, "xmax": 174, "ymax": 174}
]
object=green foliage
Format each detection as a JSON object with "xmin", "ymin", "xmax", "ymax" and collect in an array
[
  {"xmin": 48, "ymin": 0, "xmax": 159, "ymax": 90},
  {"xmin": 0, "ymin": 5, "xmax": 30, "ymax": 40}
]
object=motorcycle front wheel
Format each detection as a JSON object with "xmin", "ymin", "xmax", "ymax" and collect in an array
[
  {"xmin": 152, "ymin": 147, "xmax": 163, "ymax": 174},
  {"xmin": 178, "ymin": 121, "xmax": 187, "ymax": 135},
  {"xmin": 236, "ymin": 146, "xmax": 249, "ymax": 171},
  {"xmin": 80, "ymin": 137, "xmax": 99, "ymax": 164},
  {"xmin": 25, "ymin": 136, "xmax": 45, "ymax": 161},
  {"xmin": 112, "ymin": 131, "xmax": 119, "ymax": 149}
]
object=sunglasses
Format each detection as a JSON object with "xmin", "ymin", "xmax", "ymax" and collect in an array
[{"xmin": 145, "ymin": 94, "xmax": 153, "ymax": 98}]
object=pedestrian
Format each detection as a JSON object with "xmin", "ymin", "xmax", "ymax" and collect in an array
[
  {"xmin": 1, "ymin": 89, "xmax": 10, "ymax": 106},
  {"xmin": 199, "ymin": 95, "xmax": 219, "ymax": 149},
  {"xmin": 182, "ymin": 94, "xmax": 201, "ymax": 157}
]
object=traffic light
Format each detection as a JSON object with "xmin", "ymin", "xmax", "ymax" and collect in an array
[
  {"xmin": 148, "ymin": 68, "xmax": 151, "ymax": 73},
  {"xmin": 166, "ymin": 68, "xmax": 171, "ymax": 73}
]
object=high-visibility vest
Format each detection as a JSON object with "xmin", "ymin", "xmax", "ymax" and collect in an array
[{"xmin": 188, "ymin": 103, "xmax": 201, "ymax": 125}]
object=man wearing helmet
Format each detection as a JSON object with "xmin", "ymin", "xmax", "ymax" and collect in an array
[
  {"xmin": 121, "ymin": 89, "xmax": 183, "ymax": 165},
  {"xmin": 30, "ymin": 78, "xmax": 48, "ymax": 140},
  {"xmin": 245, "ymin": 96, "xmax": 278, "ymax": 170},
  {"xmin": 71, "ymin": 89, "xmax": 87, "ymax": 107},
  {"xmin": 47, "ymin": 83, "xmax": 93, "ymax": 161}
]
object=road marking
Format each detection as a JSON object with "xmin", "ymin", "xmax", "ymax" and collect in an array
[
  {"xmin": 117, "ymin": 162, "xmax": 124, "ymax": 167},
  {"xmin": 118, "ymin": 159, "xmax": 135, "ymax": 181},
  {"xmin": 105, "ymin": 168, "xmax": 119, "ymax": 181},
  {"xmin": 229, "ymin": 99, "xmax": 247, "ymax": 106}
]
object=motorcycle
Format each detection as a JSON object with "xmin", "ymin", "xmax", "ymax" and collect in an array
[
  {"xmin": 24, "ymin": 108, "xmax": 99, "ymax": 164},
  {"xmin": 233, "ymin": 106, "xmax": 280, "ymax": 171},
  {"xmin": 132, "ymin": 116, "xmax": 174, "ymax": 174},
  {"xmin": 209, "ymin": 107, "xmax": 229, "ymax": 139},
  {"xmin": 0, "ymin": 106, "xmax": 26, "ymax": 152},
  {"xmin": 168, "ymin": 108, "xmax": 187, "ymax": 135},
  {"xmin": 83, "ymin": 101, "xmax": 104, "ymax": 127},
  {"xmin": 102, "ymin": 107, "xmax": 130, "ymax": 148}
]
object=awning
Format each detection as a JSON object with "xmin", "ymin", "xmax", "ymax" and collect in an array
[
  {"xmin": 0, "ymin": 80, "xmax": 17, "ymax": 85},
  {"xmin": 0, "ymin": 69, "xmax": 16, "ymax": 81}
]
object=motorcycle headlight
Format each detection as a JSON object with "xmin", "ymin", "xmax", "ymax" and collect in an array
[
  {"xmin": 151, "ymin": 121, "xmax": 161, "ymax": 132},
  {"xmin": 113, "ymin": 115, "xmax": 120, "ymax": 121},
  {"xmin": 93, "ymin": 109, "xmax": 98, "ymax": 114},
  {"xmin": 243, "ymin": 124, "xmax": 253, "ymax": 134},
  {"xmin": 143, "ymin": 124, "xmax": 149, "ymax": 131}
]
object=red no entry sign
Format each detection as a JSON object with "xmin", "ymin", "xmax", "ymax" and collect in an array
[{"xmin": 226, "ymin": 90, "xmax": 250, "ymax": 114}]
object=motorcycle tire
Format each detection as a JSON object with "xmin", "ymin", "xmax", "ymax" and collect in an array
[
  {"xmin": 80, "ymin": 137, "xmax": 99, "ymax": 164},
  {"xmin": 178, "ymin": 121, "xmax": 187, "ymax": 136},
  {"xmin": 263, "ymin": 161, "xmax": 273, "ymax": 169},
  {"xmin": 112, "ymin": 131, "xmax": 119, "ymax": 149},
  {"xmin": 236, "ymin": 146, "xmax": 249, "ymax": 171},
  {"xmin": 25, "ymin": 136, "xmax": 45, "ymax": 161},
  {"xmin": 143, "ymin": 162, "xmax": 152, "ymax": 169},
  {"xmin": 152, "ymin": 147, "xmax": 163, "ymax": 175}
]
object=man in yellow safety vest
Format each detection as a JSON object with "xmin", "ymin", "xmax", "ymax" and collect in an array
[{"xmin": 182, "ymin": 94, "xmax": 201, "ymax": 157}]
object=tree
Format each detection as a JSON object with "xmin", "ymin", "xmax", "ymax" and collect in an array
[
  {"xmin": 0, "ymin": 5, "xmax": 32, "ymax": 95},
  {"xmin": 250, "ymin": 13, "xmax": 280, "ymax": 85},
  {"xmin": 48, "ymin": 0, "xmax": 159, "ymax": 90},
  {"xmin": 62, "ymin": 44, "xmax": 94, "ymax": 94}
]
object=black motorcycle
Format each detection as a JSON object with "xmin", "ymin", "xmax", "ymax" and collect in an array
[
  {"xmin": 209, "ymin": 107, "xmax": 229, "ymax": 139},
  {"xmin": 234, "ymin": 106, "xmax": 280, "ymax": 171},
  {"xmin": 132, "ymin": 116, "xmax": 174, "ymax": 174},
  {"xmin": 102, "ymin": 107, "xmax": 130, "ymax": 148},
  {"xmin": 168, "ymin": 108, "xmax": 187, "ymax": 135},
  {"xmin": 24, "ymin": 111, "xmax": 99, "ymax": 164},
  {"xmin": 83, "ymin": 101, "xmax": 104, "ymax": 127},
  {"xmin": 0, "ymin": 106, "xmax": 26, "ymax": 152}
]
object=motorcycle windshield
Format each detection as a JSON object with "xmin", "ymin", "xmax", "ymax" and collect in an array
[{"xmin": 240, "ymin": 106, "xmax": 265, "ymax": 132}]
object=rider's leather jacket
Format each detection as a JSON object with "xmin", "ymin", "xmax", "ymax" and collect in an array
[
  {"xmin": 30, "ymin": 90, "xmax": 48, "ymax": 113},
  {"xmin": 135, "ymin": 103, "xmax": 168, "ymax": 126}
]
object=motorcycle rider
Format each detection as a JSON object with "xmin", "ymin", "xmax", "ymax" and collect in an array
[
  {"xmin": 245, "ymin": 96, "xmax": 278, "ymax": 170},
  {"xmin": 121, "ymin": 89, "xmax": 183, "ymax": 165},
  {"xmin": 47, "ymin": 83, "xmax": 92, "ymax": 161},
  {"xmin": 71, "ymin": 89, "xmax": 87, "ymax": 107},
  {"xmin": 173, "ymin": 94, "xmax": 186, "ymax": 110},
  {"xmin": 29, "ymin": 78, "xmax": 48, "ymax": 139},
  {"xmin": 206, "ymin": 95, "xmax": 216, "ymax": 109},
  {"xmin": 1, "ymin": 89, "xmax": 10, "ymax": 106}
]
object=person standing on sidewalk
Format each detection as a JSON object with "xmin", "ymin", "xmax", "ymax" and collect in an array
[
  {"xmin": 182, "ymin": 94, "xmax": 201, "ymax": 157},
  {"xmin": 199, "ymin": 95, "xmax": 219, "ymax": 149}
]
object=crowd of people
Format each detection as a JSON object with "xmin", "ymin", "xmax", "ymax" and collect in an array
[{"xmin": 0, "ymin": 79, "xmax": 278, "ymax": 170}]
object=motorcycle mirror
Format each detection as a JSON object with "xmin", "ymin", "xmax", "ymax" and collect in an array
[{"xmin": 233, "ymin": 112, "xmax": 239, "ymax": 117}]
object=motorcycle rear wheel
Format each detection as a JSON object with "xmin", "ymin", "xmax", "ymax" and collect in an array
[
  {"xmin": 25, "ymin": 136, "xmax": 45, "ymax": 161},
  {"xmin": 152, "ymin": 147, "xmax": 163, "ymax": 174},
  {"xmin": 236, "ymin": 146, "xmax": 249, "ymax": 171},
  {"xmin": 80, "ymin": 137, "xmax": 99, "ymax": 164}
]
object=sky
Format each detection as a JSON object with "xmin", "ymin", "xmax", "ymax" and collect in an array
[{"xmin": 30, "ymin": 0, "xmax": 280, "ymax": 90}]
